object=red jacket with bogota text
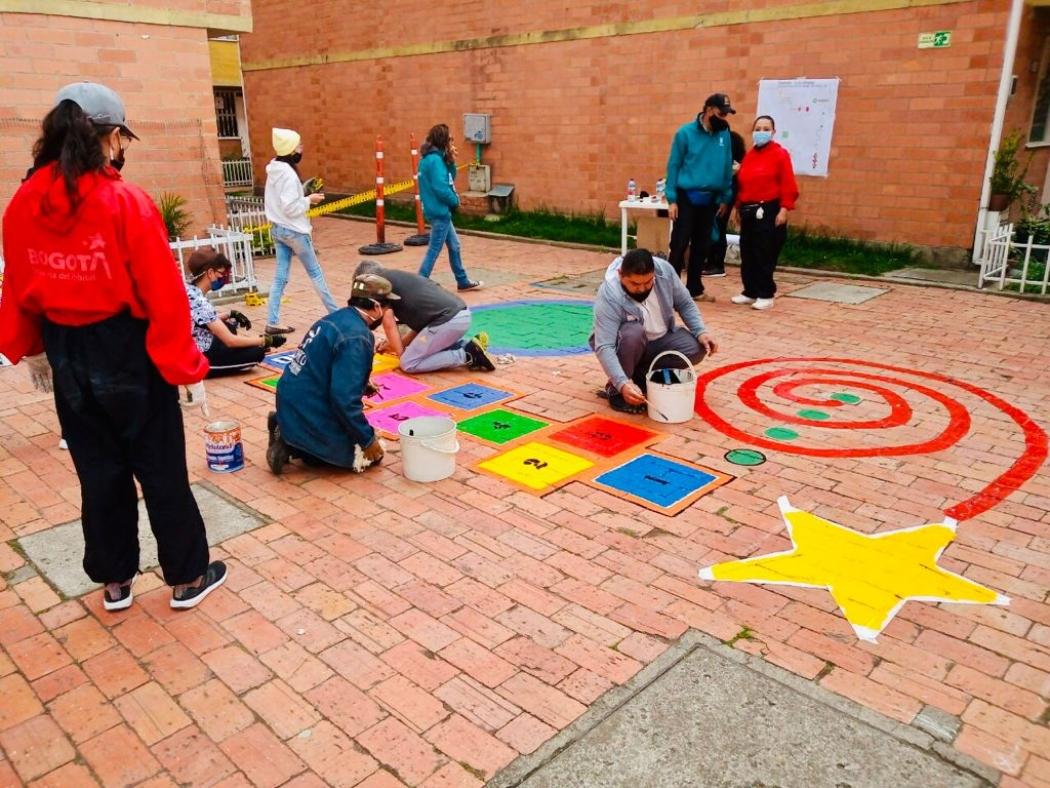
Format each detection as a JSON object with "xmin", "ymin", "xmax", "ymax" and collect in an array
[{"xmin": 0, "ymin": 164, "xmax": 208, "ymax": 385}]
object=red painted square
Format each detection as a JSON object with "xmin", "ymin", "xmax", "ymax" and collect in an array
[{"xmin": 548, "ymin": 416, "xmax": 660, "ymax": 457}]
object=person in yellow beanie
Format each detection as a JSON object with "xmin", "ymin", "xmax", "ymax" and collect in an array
[{"xmin": 263, "ymin": 127, "xmax": 337, "ymax": 335}]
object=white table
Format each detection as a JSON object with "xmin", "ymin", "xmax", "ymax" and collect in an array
[{"xmin": 617, "ymin": 198, "xmax": 740, "ymax": 257}]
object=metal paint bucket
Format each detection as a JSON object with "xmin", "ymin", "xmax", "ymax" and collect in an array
[{"xmin": 204, "ymin": 420, "xmax": 244, "ymax": 473}]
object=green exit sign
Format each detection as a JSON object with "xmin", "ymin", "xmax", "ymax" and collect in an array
[{"xmin": 918, "ymin": 31, "xmax": 952, "ymax": 49}]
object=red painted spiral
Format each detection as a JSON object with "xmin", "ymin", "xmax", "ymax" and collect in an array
[{"xmin": 694, "ymin": 358, "xmax": 1048, "ymax": 521}]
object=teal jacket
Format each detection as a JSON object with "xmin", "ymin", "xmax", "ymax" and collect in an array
[
  {"xmin": 418, "ymin": 150, "xmax": 459, "ymax": 221},
  {"xmin": 665, "ymin": 118, "xmax": 733, "ymax": 206}
]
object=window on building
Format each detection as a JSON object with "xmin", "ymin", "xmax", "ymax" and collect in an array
[
  {"xmin": 214, "ymin": 89, "xmax": 239, "ymax": 139},
  {"xmin": 1030, "ymin": 40, "xmax": 1050, "ymax": 143}
]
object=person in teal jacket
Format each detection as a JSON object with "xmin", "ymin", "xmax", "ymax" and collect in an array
[
  {"xmin": 665, "ymin": 93, "xmax": 735, "ymax": 301},
  {"xmin": 417, "ymin": 124, "xmax": 482, "ymax": 291}
]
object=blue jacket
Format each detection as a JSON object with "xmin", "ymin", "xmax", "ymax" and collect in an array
[
  {"xmin": 276, "ymin": 307, "xmax": 376, "ymax": 468},
  {"xmin": 665, "ymin": 118, "xmax": 733, "ymax": 206},
  {"xmin": 592, "ymin": 257, "xmax": 707, "ymax": 391},
  {"xmin": 418, "ymin": 150, "xmax": 459, "ymax": 222}
]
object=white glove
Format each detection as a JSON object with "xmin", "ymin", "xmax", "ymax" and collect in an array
[
  {"xmin": 25, "ymin": 353, "xmax": 53, "ymax": 393},
  {"xmin": 179, "ymin": 381, "xmax": 210, "ymax": 419}
]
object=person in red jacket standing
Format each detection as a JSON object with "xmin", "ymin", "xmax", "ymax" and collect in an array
[
  {"xmin": 0, "ymin": 82, "xmax": 227, "ymax": 612},
  {"xmin": 732, "ymin": 115, "xmax": 800, "ymax": 311}
]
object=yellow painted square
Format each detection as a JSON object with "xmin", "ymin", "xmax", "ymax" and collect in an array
[
  {"xmin": 372, "ymin": 353, "xmax": 400, "ymax": 373},
  {"xmin": 478, "ymin": 442, "xmax": 593, "ymax": 491}
]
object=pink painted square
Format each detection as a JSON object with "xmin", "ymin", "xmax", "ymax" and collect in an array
[
  {"xmin": 367, "ymin": 400, "xmax": 447, "ymax": 435},
  {"xmin": 364, "ymin": 373, "xmax": 432, "ymax": 405}
]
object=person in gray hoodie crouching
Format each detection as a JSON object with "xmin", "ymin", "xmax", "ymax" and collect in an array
[{"xmin": 591, "ymin": 248, "xmax": 718, "ymax": 414}]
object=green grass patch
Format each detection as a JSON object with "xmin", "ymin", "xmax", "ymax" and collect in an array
[
  {"xmin": 780, "ymin": 227, "xmax": 919, "ymax": 276},
  {"xmin": 338, "ymin": 200, "xmax": 923, "ymax": 276}
]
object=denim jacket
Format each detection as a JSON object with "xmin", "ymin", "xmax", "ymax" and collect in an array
[
  {"xmin": 592, "ymin": 257, "xmax": 706, "ymax": 391},
  {"xmin": 276, "ymin": 307, "xmax": 375, "ymax": 467}
]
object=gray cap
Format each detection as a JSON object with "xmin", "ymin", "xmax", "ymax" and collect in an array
[{"xmin": 54, "ymin": 82, "xmax": 139, "ymax": 140}]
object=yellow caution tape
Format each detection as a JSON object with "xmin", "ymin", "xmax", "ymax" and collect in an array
[{"xmin": 243, "ymin": 164, "xmax": 466, "ymax": 233}]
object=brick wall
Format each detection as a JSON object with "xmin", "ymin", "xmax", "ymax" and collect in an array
[
  {"xmin": 241, "ymin": 0, "xmax": 1031, "ymax": 253},
  {"xmin": 0, "ymin": 13, "xmax": 228, "ymax": 245}
]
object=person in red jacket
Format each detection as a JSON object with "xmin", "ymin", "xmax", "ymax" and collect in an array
[
  {"xmin": 732, "ymin": 115, "xmax": 800, "ymax": 311},
  {"xmin": 0, "ymin": 82, "xmax": 227, "ymax": 612}
]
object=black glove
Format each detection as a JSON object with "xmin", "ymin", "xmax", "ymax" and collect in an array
[
  {"xmin": 228, "ymin": 310, "xmax": 252, "ymax": 330},
  {"xmin": 263, "ymin": 334, "xmax": 287, "ymax": 349}
]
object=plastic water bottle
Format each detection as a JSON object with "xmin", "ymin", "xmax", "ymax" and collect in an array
[
  {"xmin": 656, "ymin": 178, "xmax": 666, "ymax": 203},
  {"xmin": 627, "ymin": 179, "xmax": 637, "ymax": 200}
]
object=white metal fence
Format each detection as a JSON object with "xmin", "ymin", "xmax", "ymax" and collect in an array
[
  {"xmin": 224, "ymin": 195, "xmax": 274, "ymax": 256},
  {"xmin": 222, "ymin": 158, "xmax": 253, "ymax": 188},
  {"xmin": 979, "ymin": 222, "xmax": 1050, "ymax": 295},
  {"xmin": 170, "ymin": 227, "xmax": 259, "ymax": 297}
]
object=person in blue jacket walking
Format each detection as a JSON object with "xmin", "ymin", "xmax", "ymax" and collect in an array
[
  {"xmin": 417, "ymin": 124, "xmax": 482, "ymax": 291},
  {"xmin": 665, "ymin": 93, "xmax": 735, "ymax": 301}
]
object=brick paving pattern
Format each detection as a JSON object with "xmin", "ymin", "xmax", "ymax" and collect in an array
[{"xmin": 0, "ymin": 218, "xmax": 1048, "ymax": 787}]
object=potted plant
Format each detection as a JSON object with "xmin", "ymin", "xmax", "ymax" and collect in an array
[
  {"xmin": 988, "ymin": 130, "xmax": 1034, "ymax": 211},
  {"xmin": 157, "ymin": 192, "xmax": 193, "ymax": 240}
]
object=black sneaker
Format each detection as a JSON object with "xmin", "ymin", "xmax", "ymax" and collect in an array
[
  {"xmin": 102, "ymin": 576, "xmax": 135, "ymax": 612},
  {"xmin": 266, "ymin": 411, "xmax": 290, "ymax": 475},
  {"xmin": 464, "ymin": 339, "xmax": 496, "ymax": 372},
  {"xmin": 701, "ymin": 267, "xmax": 726, "ymax": 278},
  {"xmin": 457, "ymin": 281, "xmax": 484, "ymax": 291},
  {"xmin": 171, "ymin": 561, "xmax": 228, "ymax": 610}
]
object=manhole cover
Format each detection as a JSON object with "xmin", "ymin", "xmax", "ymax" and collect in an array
[
  {"xmin": 532, "ymin": 269, "xmax": 607, "ymax": 294},
  {"xmin": 786, "ymin": 282, "xmax": 889, "ymax": 304},
  {"xmin": 15, "ymin": 482, "xmax": 269, "ymax": 598}
]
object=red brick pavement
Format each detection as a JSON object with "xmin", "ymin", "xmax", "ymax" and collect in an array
[{"xmin": 0, "ymin": 218, "xmax": 1048, "ymax": 786}]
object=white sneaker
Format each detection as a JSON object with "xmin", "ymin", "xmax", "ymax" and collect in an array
[
  {"xmin": 752, "ymin": 298, "xmax": 775, "ymax": 311},
  {"xmin": 731, "ymin": 295, "xmax": 756, "ymax": 305}
]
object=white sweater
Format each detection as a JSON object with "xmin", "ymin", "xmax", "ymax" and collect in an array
[{"xmin": 264, "ymin": 160, "xmax": 311, "ymax": 235}]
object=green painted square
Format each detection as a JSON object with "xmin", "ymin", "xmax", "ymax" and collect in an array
[{"xmin": 458, "ymin": 408, "xmax": 549, "ymax": 444}]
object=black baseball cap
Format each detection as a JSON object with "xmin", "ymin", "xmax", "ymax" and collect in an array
[{"xmin": 704, "ymin": 93, "xmax": 736, "ymax": 115}]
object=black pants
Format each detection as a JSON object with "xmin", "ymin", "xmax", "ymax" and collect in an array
[
  {"xmin": 705, "ymin": 209, "xmax": 730, "ymax": 270},
  {"xmin": 669, "ymin": 199, "xmax": 718, "ymax": 296},
  {"xmin": 739, "ymin": 200, "xmax": 787, "ymax": 300},
  {"xmin": 205, "ymin": 328, "xmax": 265, "ymax": 378},
  {"xmin": 43, "ymin": 312, "xmax": 208, "ymax": 586},
  {"xmin": 603, "ymin": 323, "xmax": 705, "ymax": 391}
]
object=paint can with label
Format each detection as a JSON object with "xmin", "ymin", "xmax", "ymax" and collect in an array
[{"xmin": 204, "ymin": 420, "xmax": 244, "ymax": 473}]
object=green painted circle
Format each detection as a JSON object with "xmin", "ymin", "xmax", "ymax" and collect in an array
[
  {"xmin": 724, "ymin": 449, "xmax": 767, "ymax": 466},
  {"xmin": 830, "ymin": 392, "xmax": 862, "ymax": 404},
  {"xmin": 469, "ymin": 301, "xmax": 594, "ymax": 356},
  {"xmin": 798, "ymin": 409, "xmax": 830, "ymax": 421},
  {"xmin": 765, "ymin": 427, "xmax": 799, "ymax": 441}
]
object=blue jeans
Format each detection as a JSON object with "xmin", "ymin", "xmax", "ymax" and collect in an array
[
  {"xmin": 268, "ymin": 225, "xmax": 339, "ymax": 326},
  {"xmin": 399, "ymin": 308, "xmax": 471, "ymax": 373},
  {"xmin": 418, "ymin": 216, "xmax": 471, "ymax": 288}
]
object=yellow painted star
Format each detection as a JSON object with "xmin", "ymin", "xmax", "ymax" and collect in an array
[{"xmin": 698, "ymin": 496, "xmax": 1009, "ymax": 641}]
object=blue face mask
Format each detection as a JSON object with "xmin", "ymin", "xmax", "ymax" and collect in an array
[
  {"xmin": 753, "ymin": 130, "xmax": 773, "ymax": 148},
  {"xmin": 210, "ymin": 276, "xmax": 226, "ymax": 292}
]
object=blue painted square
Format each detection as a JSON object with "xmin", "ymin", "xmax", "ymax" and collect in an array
[
  {"xmin": 429, "ymin": 383, "xmax": 513, "ymax": 411},
  {"xmin": 260, "ymin": 350, "xmax": 296, "ymax": 372},
  {"xmin": 595, "ymin": 454, "xmax": 717, "ymax": 508}
]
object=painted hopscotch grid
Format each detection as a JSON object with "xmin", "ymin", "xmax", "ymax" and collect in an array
[
  {"xmin": 457, "ymin": 409, "xmax": 550, "ymax": 446},
  {"xmin": 259, "ymin": 349, "xmax": 297, "ymax": 372},
  {"xmin": 364, "ymin": 373, "xmax": 432, "ymax": 406},
  {"xmin": 367, "ymin": 400, "xmax": 449, "ymax": 437},
  {"xmin": 547, "ymin": 415, "xmax": 663, "ymax": 458},
  {"xmin": 476, "ymin": 441, "xmax": 594, "ymax": 492},
  {"xmin": 428, "ymin": 381, "xmax": 520, "ymax": 412},
  {"xmin": 246, "ymin": 374, "xmax": 280, "ymax": 393},
  {"xmin": 587, "ymin": 453, "xmax": 734, "ymax": 515}
]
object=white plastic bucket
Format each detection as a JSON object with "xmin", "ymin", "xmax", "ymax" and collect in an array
[
  {"xmin": 399, "ymin": 416, "xmax": 460, "ymax": 483},
  {"xmin": 646, "ymin": 350, "xmax": 697, "ymax": 424}
]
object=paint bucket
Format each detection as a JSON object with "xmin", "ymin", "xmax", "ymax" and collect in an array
[
  {"xmin": 399, "ymin": 416, "xmax": 459, "ymax": 483},
  {"xmin": 204, "ymin": 420, "xmax": 244, "ymax": 473},
  {"xmin": 646, "ymin": 350, "xmax": 697, "ymax": 424}
]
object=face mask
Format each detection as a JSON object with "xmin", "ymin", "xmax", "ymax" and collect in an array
[
  {"xmin": 622, "ymin": 284, "xmax": 652, "ymax": 302},
  {"xmin": 753, "ymin": 131, "xmax": 773, "ymax": 147},
  {"xmin": 709, "ymin": 116, "xmax": 729, "ymax": 132},
  {"xmin": 110, "ymin": 142, "xmax": 126, "ymax": 172},
  {"xmin": 210, "ymin": 276, "xmax": 226, "ymax": 292},
  {"xmin": 368, "ymin": 315, "xmax": 383, "ymax": 330},
  {"xmin": 289, "ymin": 151, "xmax": 303, "ymax": 165}
]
